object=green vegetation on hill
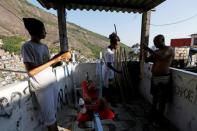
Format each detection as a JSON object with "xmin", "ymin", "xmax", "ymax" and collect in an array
[
  {"xmin": 120, "ymin": 43, "xmax": 130, "ymax": 52},
  {"xmin": 84, "ymin": 42, "xmax": 102, "ymax": 58},
  {"xmin": 50, "ymin": 47, "xmax": 59, "ymax": 53},
  {"xmin": 0, "ymin": 35, "xmax": 60, "ymax": 54},
  {"xmin": 0, "ymin": 36, "xmax": 25, "ymax": 54},
  {"xmin": 70, "ymin": 22, "xmax": 109, "ymax": 42}
]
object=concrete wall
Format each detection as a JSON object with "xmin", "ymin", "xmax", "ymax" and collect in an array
[
  {"xmin": 3, "ymin": 62, "xmax": 196, "ymax": 131},
  {"xmin": 72, "ymin": 63, "xmax": 100, "ymax": 87},
  {"xmin": 0, "ymin": 63, "xmax": 100, "ymax": 131},
  {"xmin": 0, "ymin": 64, "xmax": 74, "ymax": 131},
  {"xmin": 139, "ymin": 63, "xmax": 197, "ymax": 131}
]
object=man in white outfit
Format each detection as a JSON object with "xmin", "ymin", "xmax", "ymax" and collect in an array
[{"xmin": 102, "ymin": 32, "xmax": 121, "ymax": 104}]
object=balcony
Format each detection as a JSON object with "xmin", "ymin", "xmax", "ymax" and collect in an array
[{"xmin": 0, "ymin": 62, "xmax": 196, "ymax": 131}]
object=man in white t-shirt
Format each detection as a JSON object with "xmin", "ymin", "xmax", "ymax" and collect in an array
[
  {"xmin": 102, "ymin": 32, "xmax": 121, "ymax": 104},
  {"xmin": 21, "ymin": 18, "xmax": 59, "ymax": 131}
]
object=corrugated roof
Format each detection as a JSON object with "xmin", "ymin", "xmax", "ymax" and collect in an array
[{"xmin": 37, "ymin": 0, "xmax": 165, "ymax": 13}]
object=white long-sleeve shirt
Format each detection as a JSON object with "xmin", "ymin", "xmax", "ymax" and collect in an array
[{"xmin": 102, "ymin": 47, "xmax": 115, "ymax": 88}]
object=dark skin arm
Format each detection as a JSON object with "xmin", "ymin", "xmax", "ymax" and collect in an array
[
  {"xmin": 107, "ymin": 62, "xmax": 121, "ymax": 73},
  {"xmin": 24, "ymin": 62, "xmax": 37, "ymax": 71},
  {"xmin": 51, "ymin": 52, "xmax": 64, "ymax": 68},
  {"xmin": 144, "ymin": 46, "xmax": 156, "ymax": 55},
  {"xmin": 145, "ymin": 54, "xmax": 155, "ymax": 63},
  {"xmin": 144, "ymin": 46, "xmax": 156, "ymax": 63},
  {"xmin": 25, "ymin": 61, "xmax": 60, "ymax": 72},
  {"xmin": 144, "ymin": 46, "xmax": 173, "ymax": 61},
  {"xmin": 24, "ymin": 52, "xmax": 67, "ymax": 72}
]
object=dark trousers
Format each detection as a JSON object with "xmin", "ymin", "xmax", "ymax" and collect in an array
[
  {"xmin": 151, "ymin": 93, "xmax": 166, "ymax": 122},
  {"xmin": 102, "ymin": 82, "xmax": 119, "ymax": 104},
  {"xmin": 150, "ymin": 75, "xmax": 172, "ymax": 123}
]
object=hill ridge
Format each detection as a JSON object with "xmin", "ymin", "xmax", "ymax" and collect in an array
[{"xmin": 0, "ymin": 0, "xmax": 128, "ymax": 58}]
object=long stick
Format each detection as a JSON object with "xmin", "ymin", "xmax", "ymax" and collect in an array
[
  {"xmin": 119, "ymin": 47, "xmax": 126, "ymax": 104},
  {"xmin": 123, "ymin": 48, "xmax": 134, "ymax": 97},
  {"xmin": 114, "ymin": 24, "xmax": 117, "ymax": 34},
  {"xmin": 140, "ymin": 44, "xmax": 145, "ymax": 79},
  {"xmin": 28, "ymin": 52, "xmax": 71, "ymax": 76}
]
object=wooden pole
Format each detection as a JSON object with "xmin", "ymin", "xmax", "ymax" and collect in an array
[
  {"xmin": 140, "ymin": 11, "xmax": 151, "ymax": 79},
  {"xmin": 119, "ymin": 47, "xmax": 126, "ymax": 104},
  {"xmin": 57, "ymin": 4, "xmax": 71, "ymax": 106},
  {"xmin": 57, "ymin": 4, "xmax": 68, "ymax": 52},
  {"xmin": 114, "ymin": 24, "xmax": 117, "ymax": 34}
]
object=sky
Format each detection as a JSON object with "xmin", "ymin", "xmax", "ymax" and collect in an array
[{"xmin": 28, "ymin": 0, "xmax": 197, "ymax": 47}]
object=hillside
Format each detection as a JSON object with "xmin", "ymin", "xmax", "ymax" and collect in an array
[{"xmin": 0, "ymin": 0, "xmax": 128, "ymax": 58}]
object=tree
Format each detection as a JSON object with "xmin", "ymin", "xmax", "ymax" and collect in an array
[{"xmin": 129, "ymin": 43, "xmax": 140, "ymax": 61}]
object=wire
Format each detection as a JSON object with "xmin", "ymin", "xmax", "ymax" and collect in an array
[{"xmin": 150, "ymin": 13, "xmax": 197, "ymax": 26}]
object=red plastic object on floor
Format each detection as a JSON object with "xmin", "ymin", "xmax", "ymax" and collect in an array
[{"xmin": 77, "ymin": 80, "xmax": 115, "ymax": 122}]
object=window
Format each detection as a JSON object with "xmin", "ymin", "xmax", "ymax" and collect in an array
[{"xmin": 194, "ymin": 38, "xmax": 197, "ymax": 45}]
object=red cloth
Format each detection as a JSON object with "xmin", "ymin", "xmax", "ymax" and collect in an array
[
  {"xmin": 82, "ymin": 81, "xmax": 99, "ymax": 100},
  {"xmin": 77, "ymin": 80, "xmax": 115, "ymax": 122},
  {"xmin": 77, "ymin": 108, "xmax": 115, "ymax": 122}
]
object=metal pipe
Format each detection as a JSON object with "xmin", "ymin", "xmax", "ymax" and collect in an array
[{"xmin": 94, "ymin": 113, "xmax": 103, "ymax": 131}]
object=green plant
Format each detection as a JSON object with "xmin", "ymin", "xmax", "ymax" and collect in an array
[
  {"xmin": 84, "ymin": 42, "xmax": 103, "ymax": 58},
  {"xmin": 50, "ymin": 47, "xmax": 59, "ymax": 53},
  {"xmin": 1, "ymin": 36, "xmax": 25, "ymax": 54}
]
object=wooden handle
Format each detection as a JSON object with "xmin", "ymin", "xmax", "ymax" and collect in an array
[{"xmin": 28, "ymin": 52, "xmax": 71, "ymax": 76}]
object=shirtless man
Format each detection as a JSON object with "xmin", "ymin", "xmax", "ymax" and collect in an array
[{"xmin": 145, "ymin": 34, "xmax": 175, "ymax": 125}]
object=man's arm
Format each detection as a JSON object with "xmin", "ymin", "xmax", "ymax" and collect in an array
[
  {"xmin": 107, "ymin": 62, "xmax": 121, "ymax": 73},
  {"xmin": 144, "ymin": 46, "xmax": 156, "ymax": 55},
  {"xmin": 155, "ymin": 47, "xmax": 174, "ymax": 60},
  {"xmin": 145, "ymin": 55, "xmax": 155, "ymax": 63},
  {"xmin": 145, "ymin": 46, "xmax": 173, "ymax": 61},
  {"xmin": 144, "ymin": 46, "xmax": 156, "ymax": 63},
  {"xmin": 24, "ymin": 62, "xmax": 37, "ymax": 71}
]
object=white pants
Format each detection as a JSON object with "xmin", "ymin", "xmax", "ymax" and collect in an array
[
  {"xmin": 102, "ymin": 65, "xmax": 114, "ymax": 88},
  {"xmin": 35, "ymin": 83, "xmax": 58, "ymax": 126}
]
